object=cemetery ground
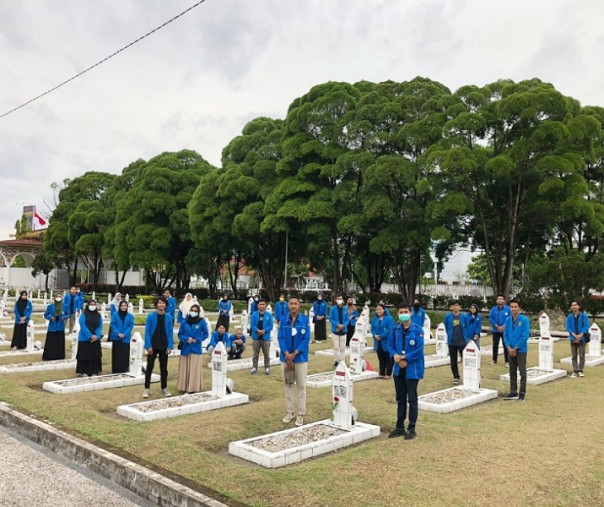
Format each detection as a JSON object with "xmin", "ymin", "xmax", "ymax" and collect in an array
[{"xmin": 1, "ymin": 320, "xmax": 603, "ymax": 506}]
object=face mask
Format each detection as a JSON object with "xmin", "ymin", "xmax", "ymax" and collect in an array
[
  {"xmin": 399, "ymin": 314, "xmax": 410, "ymax": 322},
  {"xmin": 336, "ymin": 299, "xmax": 343, "ymax": 305},
  {"xmin": 318, "ymin": 296, "xmax": 323, "ymax": 301},
  {"xmin": 279, "ymin": 297, "xmax": 284, "ymax": 302},
  {"xmin": 413, "ymin": 303, "xmax": 420, "ymax": 310},
  {"xmin": 55, "ymin": 298, "xmax": 62, "ymax": 303},
  {"xmin": 88, "ymin": 305, "xmax": 97, "ymax": 312},
  {"xmin": 189, "ymin": 311, "xmax": 198, "ymax": 318}
]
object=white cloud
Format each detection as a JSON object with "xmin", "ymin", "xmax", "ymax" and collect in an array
[{"xmin": 0, "ymin": 0, "xmax": 602, "ymax": 241}]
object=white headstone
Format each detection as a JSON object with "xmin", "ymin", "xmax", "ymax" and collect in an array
[
  {"xmin": 108, "ymin": 293, "xmax": 112, "ymax": 304},
  {"xmin": 125, "ymin": 294, "xmax": 130, "ymax": 302},
  {"xmin": 37, "ymin": 289, "xmax": 41, "ymax": 299},
  {"xmin": 43, "ymin": 292, "xmax": 48, "ymax": 304},
  {"xmin": 309, "ymin": 308, "xmax": 315, "ymax": 335},
  {"xmin": 101, "ymin": 302, "xmax": 108, "ymax": 320},
  {"xmin": 332, "ymin": 362, "xmax": 354, "ymax": 429},
  {"xmin": 28, "ymin": 290, "xmax": 33, "ymax": 299},
  {"xmin": 435, "ymin": 323, "xmax": 448, "ymax": 357},
  {"xmin": 462, "ymin": 342, "xmax": 481, "ymax": 391},
  {"xmin": 193, "ymin": 295, "xmax": 198, "ymax": 303},
  {"xmin": 539, "ymin": 312, "xmax": 550, "ymax": 334},
  {"xmin": 26, "ymin": 321, "xmax": 35, "ymax": 352},
  {"xmin": 128, "ymin": 302, "xmax": 134, "ymax": 315},
  {"xmin": 539, "ymin": 332, "xmax": 554, "ymax": 371},
  {"xmin": 266, "ymin": 303, "xmax": 273, "ymax": 314},
  {"xmin": 588, "ymin": 323, "xmax": 602, "ymax": 358},
  {"xmin": 349, "ymin": 334, "xmax": 364, "ymax": 375},
  {"xmin": 92, "ymin": 291, "xmax": 96, "ymax": 301},
  {"xmin": 240, "ymin": 310, "xmax": 248, "ymax": 333},
  {"xmin": 138, "ymin": 298, "xmax": 144, "ymax": 315},
  {"xmin": 129, "ymin": 332, "xmax": 144, "ymax": 376},
  {"xmin": 71, "ymin": 329, "xmax": 79, "ymax": 361},
  {"xmin": 423, "ymin": 314, "xmax": 431, "ymax": 340},
  {"xmin": 211, "ymin": 341, "xmax": 228, "ymax": 398}
]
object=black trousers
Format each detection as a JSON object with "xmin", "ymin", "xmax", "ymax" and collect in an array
[
  {"xmin": 376, "ymin": 345, "xmax": 393, "ymax": 376},
  {"xmin": 492, "ymin": 332, "xmax": 509, "ymax": 363},
  {"xmin": 449, "ymin": 344, "xmax": 465, "ymax": 379},
  {"xmin": 509, "ymin": 352, "xmax": 527, "ymax": 395},
  {"xmin": 145, "ymin": 349, "xmax": 169, "ymax": 389},
  {"xmin": 345, "ymin": 324, "xmax": 355, "ymax": 346},
  {"xmin": 216, "ymin": 313, "xmax": 230, "ymax": 332},
  {"xmin": 393, "ymin": 372, "xmax": 419, "ymax": 431}
]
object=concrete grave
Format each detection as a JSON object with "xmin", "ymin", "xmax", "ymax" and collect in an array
[
  {"xmin": 229, "ymin": 362, "xmax": 379, "ymax": 468},
  {"xmin": 43, "ymin": 332, "xmax": 159, "ymax": 394},
  {"xmin": 424, "ymin": 322, "xmax": 450, "ymax": 368},
  {"xmin": 423, "ymin": 314, "xmax": 435, "ymax": 344},
  {"xmin": 561, "ymin": 322, "xmax": 604, "ymax": 368},
  {"xmin": 419, "ymin": 343, "xmax": 498, "ymax": 413},
  {"xmin": 117, "ymin": 341, "xmax": 248, "ymax": 421},
  {"xmin": 0, "ymin": 321, "xmax": 43, "ymax": 357}
]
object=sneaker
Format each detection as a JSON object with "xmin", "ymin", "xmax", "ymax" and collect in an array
[
  {"xmin": 503, "ymin": 392, "xmax": 518, "ymax": 400},
  {"xmin": 142, "ymin": 389, "xmax": 149, "ymax": 399},
  {"xmin": 490, "ymin": 360, "xmax": 497, "ymax": 365},
  {"xmin": 404, "ymin": 429, "xmax": 417, "ymax": 440},
  {"xmin": 250, "ymin": 367, "xmax": 257, "ymax": 374},
  {"xmin": 452, "ymin": 378, "xmax": 460, "ymax": 385},
  {"xmin": 295, "ymin": 415, "xmax": 304, "ymax": 426},
  {"xmin": 505, "ymin": 363, "xmax": 509, "ymax": 368},
  {"xmin": 333, "ymin": 361, "xmax": 339, "ymax": 368},
  {"xmin": 388, "ymin": 428, "xmax": 406, "ymax": 439},
  {"xmin": 518, "ymin": 393, "xmax": 526, "ymax": 401},
  {"xmin": 162, "ymin": 389, "xmax": 172, "ymax": 397},
  {"xmin": 282, "ymin": 413, "xmax": 294, "ymax": 423},
  {"xmin": 570, "ymin": 372, "xmax": 577, "ymax": 378},
  {"xmin": 578, "ymin": 372, "xmax": 585, "ymax": 378},
  {"xmin": 265, "ymin": 368, "xmax": 270, "ymax": 376}
]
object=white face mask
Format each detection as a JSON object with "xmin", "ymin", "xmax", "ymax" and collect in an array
[
  {"xmin": 189, "ymin": 311, "xmax": 198, "ymax": 318},
  {"xmin": 55, "ymin": 298, "xmax": 62, "ymax": 303},
  {"xmin": 336, "ymin": 299, "xmax": 343, "ymax": 305},
  {"xmin": 88, "ymin": 305, "xmax": 97, "ymax": 312}
]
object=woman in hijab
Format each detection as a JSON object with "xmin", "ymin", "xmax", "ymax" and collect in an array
[
  {"xmin": 110, "ymin": 300, "xmax": 135, "ymax": 373},
  {"xmin": 11, "ymin": 290, "xmax": 32, "ymax": 350},
  {"xmin": 177, "ymin": 293, "xmax": 195, "ymax": 324},
  {"xmin": 42, "ymin": 293, "xmax": 68, "ymax": 360},
  {"xmin": 76, "ymin": 299, "xmax": 103, "ymax": 376},
  {"xmin": 177, "ymin": 304, "xmax": 208, "ymax": 393},
  {"xmin": 345, "ymin": 298, "xmax": 359, "ymax": 347}
]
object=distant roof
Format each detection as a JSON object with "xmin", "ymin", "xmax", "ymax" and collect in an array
[{"xmin": 0, "ymin": 238, "xmax": 43, "ymax": 248}]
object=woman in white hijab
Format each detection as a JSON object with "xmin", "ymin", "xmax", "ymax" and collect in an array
[{"xmin": 178, "ymin": 293, "xmax": 195, "ymax": 324}]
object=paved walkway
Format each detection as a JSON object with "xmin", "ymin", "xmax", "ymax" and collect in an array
[{"xmin": 0, "ymin": 427, "xmax": 151, "ymax": 507}]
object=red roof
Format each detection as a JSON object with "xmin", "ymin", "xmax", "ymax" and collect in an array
[{"xmin": 0, "ymin": 238, "xmax": 43, "ymax": 248}]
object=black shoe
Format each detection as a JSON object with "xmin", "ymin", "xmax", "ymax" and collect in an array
[
  {"xmin": 404, "ymin": 429, "xmax": 417, "ymax": 440},
  {"xmin": 235, "ymin": 354, "xmax": 242, "ymax": 359},
  {"xmin": 388, "ymin": 428, "xmax": 406, "ymax": 439},
  {"xmin": 503, "ymin": 392, "xmax": 518, "ymax": 400},
  {"xmin": 517, "ymin": 393, "xmax": 526, "ymax": 401},
  {"xmin": 333, "ymin": 361, "xmax": 339, "ymax": 368}
]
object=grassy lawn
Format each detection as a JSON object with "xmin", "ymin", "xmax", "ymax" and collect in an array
[{"xmin": 1, "ymin": 318, "xmax": 604, "ymax": 506}]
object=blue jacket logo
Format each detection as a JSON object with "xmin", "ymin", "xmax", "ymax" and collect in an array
[
  {"xmin": 410, "ymin": 340, "xmax": 415, "ymax": 346},
  {"xmin": 301, "ymin": 329, "xmax": 306, "ymax": 334}
]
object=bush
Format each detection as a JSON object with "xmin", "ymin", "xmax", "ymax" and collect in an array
[{"xmin": 458, "ymin": 295, "xmax": 485, "ymax": 311}]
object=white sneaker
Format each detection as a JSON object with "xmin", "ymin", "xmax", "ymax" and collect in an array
[
  {"xmin": 142, "ymin": 389, "xmax": 149, "ymax": 398},
  {"xmin": 265, "ymin": 368, "xmax": 270, "ymax": 376},
  {"xmin": 282, "ymin": 413, "xmax": 294, "ymax": 423},
  {"xmin": 578, "ymin": 372, "xmax": 585, "ymax": 378},
  {"xmin": 295, "ymin": 415, "xmax": 304, "ymax": 426},
  {"xmin": 162, "ymin": 389, "xmax": 172, "ymax": 397},
  {"xmin": 570, "ymin": 372, "xmax": 577, "ymax": 378},
  {"xmin": 250, "ymin": 367, "xmax": 257, "ymax": 374}
]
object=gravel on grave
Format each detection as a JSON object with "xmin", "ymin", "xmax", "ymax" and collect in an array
[
  {"xmin": 307, "ymin": 372, "xmax": 333, "ymax": 382},
  {"xmin": 133, "ymin": 393, "xmax": 219, "ymax": 412},
  {"xmin": 247, "ymin": 423, "xmax": 348, "ymax": 452},
  {"xmin": 2, "ymin": 359, "xmax": 73, "ymax": 369},
  {"xmin": 420, "ymin": 388, "xmax": 480, "ymax": 404},
  {"xmin": 53, "ymin": 373, "xmax": 134, "ymax": 386}
]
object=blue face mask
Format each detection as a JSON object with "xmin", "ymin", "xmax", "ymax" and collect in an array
[{"xmin": 399, "ymin": 313, "xmax": 410, "ymax": 322}]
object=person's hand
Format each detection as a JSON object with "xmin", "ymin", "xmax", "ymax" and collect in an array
[
  {"xmin": 91, "ymin": 335, "xmax": 98, "ymax": 342},
  {"xmin": 399, "ymin": 359, "xmax": 408, "ymax": 368},
  {"xmin": 167, "ymin": 349, "xmax": 172, "ymax": 355},
  {"xmin": 20, "ymin": 317, "xmax": 26, "ymax": 323},
  {"xmin": 497, "ymin": 325, "xmax": 503, "ymax": 333},
  {"xmin": 147, "ymin": 347, "xmax": 153, "ymax": 355},
  {"xmin": 119, "ymin": 333, "xmax": 125, "ymax": 339},
  {"xmin": 188, "ymin": 337, "xmax": 194, "ymax": 344},
  {"xmin": 374, "ymin": 335, "xmax": 381, "ymax": 341}
]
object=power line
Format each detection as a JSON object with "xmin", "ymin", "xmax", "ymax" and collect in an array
[{"xmin": 0, "ymin": 0, "xmax": 208, "ymax": 119}]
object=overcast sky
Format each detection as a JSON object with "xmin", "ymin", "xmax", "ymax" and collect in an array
[{"xmin": 0, "ymin": 0, "xmax": 602, "ymax": 248}]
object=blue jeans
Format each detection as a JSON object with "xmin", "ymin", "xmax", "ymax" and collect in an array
[{"xmin": 393, "ymin": 372, "xmax": 419, "ymax": 431}]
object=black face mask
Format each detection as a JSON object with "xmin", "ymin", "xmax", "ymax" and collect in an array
[{"xmin": 413, "ymin": 303, "xmax": 420, "ymax": 310}]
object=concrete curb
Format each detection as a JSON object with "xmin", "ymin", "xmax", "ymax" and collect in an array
[{"xmin": 0, "ymin": 402, "xmax": 235, "ymax": 507}]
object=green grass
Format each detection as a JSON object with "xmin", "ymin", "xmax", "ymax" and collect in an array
[{"xmin": 1, "ymin": 325, "xmax": 604, "ymax": 506}]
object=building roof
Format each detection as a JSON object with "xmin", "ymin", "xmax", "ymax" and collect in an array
[{"xmin": 0, "ymin": 238, "xmax": 43, "ymax": 249}]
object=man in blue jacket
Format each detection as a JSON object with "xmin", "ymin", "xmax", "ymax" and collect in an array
[
  {"xmin": 208, "ymin": 324, "xmax": 232, "ymax": 356},
  {"xmin": 388, "ymin": 302, "xmax": 425, "ymax": 440},
  {"xmin": 63, "ymin": 286, "xmax": 80, "ymax": 334},
  {"xmin": 143, "ymin": 296, "xmax": 174, "ymax": 399},
  {"xmin": 444, "ymin": 300, "xmax": 469, "ymax": 384},
  {"xmin": 503, "ymin": 298, "xmax": 530, "ymax": 401},
  {"xmin": 228, "ymin": 327, "xmax": 247, "ymax": 360},
  {"xmin": 163, "ymin": 290, "xmax": 177, "ymax": 321},
  {"xmin": 274, "ymin": 294, "xmax": 288, "ymax": 326},
  {"xmin": 329, "ymin": 296, "xmax": 349, "ymax": 368},
  {"xmin": 489, "ymin": 294, "xmax": 511, "ymax": 366},
  {"xmin": 566, "ymin": 300, "xmax": 590, "ymax": 378},
  {"xmin": 250, "ymin": 299, "xmax": 274, "ymax": 375},
  {"xmin": 411, "ymin": 299, "xmax": 426, "ymax": 328},
  {"xmin": 278, "ymin": 295, "xmax": 311, "ymax": 426}
]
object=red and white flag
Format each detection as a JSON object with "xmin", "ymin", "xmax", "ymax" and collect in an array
[{"xmin": 34, "ymin": 212, "xmax": 46, "ymax": 227}]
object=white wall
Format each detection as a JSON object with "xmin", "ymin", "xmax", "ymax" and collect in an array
[{"xmin": 0, "ymin": 266, "xmax": 47, "ymax": 289}]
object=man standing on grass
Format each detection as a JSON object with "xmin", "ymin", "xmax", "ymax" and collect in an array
[
  {"xmin": 388, "ymin": 302, "xmax": 425, "ymax": 441},
  {"xmin": 503, "ymin": 298, "xmax": 530, "ymax": 401},
  {"xmin": 63, "ymin": 286, "xmax": 80, "ymax": 334},
  {"xmin": 143, "ymin": 296, "xmax": 174, "ymax": 399},
  {"xmin": 278, "ymin": 295, "xmax": 310, "ymax": 427},
  {"xmin": 489, "ymin": 294, "xmax": 511, "ymax": 366},
  {"xmin": 444, "ymin": 300, "xmax": 469, "ymax": 385},
  {"xmin": 250, "ymin": 299, "xmax": 274, "ymax": 375},
  {"xmin": 566, "ymin": 300, "xmax": 590, "ymax": 378},
  {"xmin": 329, "ymin": 295, "xmax": 349, "ymax": 368}
]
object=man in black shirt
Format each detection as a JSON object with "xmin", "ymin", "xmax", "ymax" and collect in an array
[{"xmin": 143, "ymin": 296, "xmax": 174, "ymax": 398}]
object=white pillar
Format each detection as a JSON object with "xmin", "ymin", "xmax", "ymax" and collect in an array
[
  {"xmin": 240, "ymin": 311, "xmax": 248, "ymax": 333},
  {"xmin": 108, "ymin": 293, "xmax": 112, "ymax": 304},
  {"xmin": 435, "ymin": 323, "xmax": 448, "ymax": 358},
  {"xmin": 349, "ymin": 334, "xmax": 364, "ymax": 375},
  {"xmin": 539, "ymin": 332, "xmax": 554, "ymax": 371},
  {"xmin": 588, "ymin": 323, "xmax": 602, "ymax": 358},
  {"xmin": 101, "ymin": 302, "xmax": 108, "ymax": 320},
  {"xmin": 26, "ymin": 321, "xmax": 35, "ymax": 352},
  {"xmin": 211, "ymin": 341, "xmax": 228, "ymax": 398},
  {"xmin": 129, "ymin": 332, "xmax": 144, "ymax": 376},
  {"xmin": 462, "ymin": 342, "xmax": 481, "ymax": 390},
  {"xmin": 332, "ymin": 362, "xmax": 354, "ymax": 429},
  {"xmin": 539, "ymin": 312, "xmax": 550, "ymax": 335},
  {"xmin": 138, "ymin": 298, "xmax": 144, "ymax": 315},
  {"xmin": 423, "ymin": 314, "xmax": 431, "ymax": 340},
  {"xmin": 128, "ymin": 302, "xmax": 134, "ymax": 315}
]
